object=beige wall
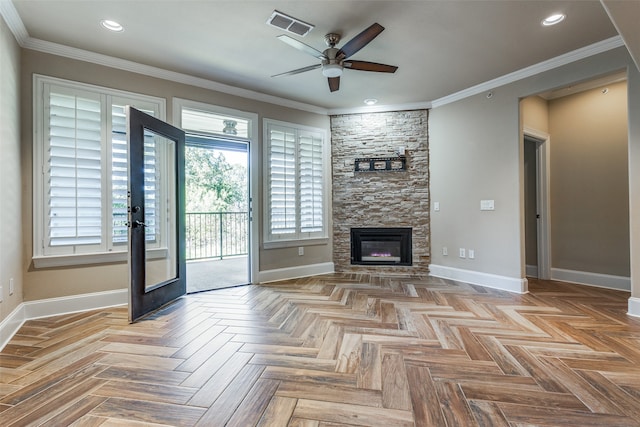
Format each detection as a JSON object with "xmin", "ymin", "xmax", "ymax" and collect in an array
[
  {"xmin": 549, "ymin": 81, "xmax": 629, "ymax": 276},
  {"xmin": 430, "ymin": 47, "xmax": 639, "ymax": 295},
  {"xmin": 521, "ymin": 96, "xmax": 549, "ymax": 134},
  {"xmin": 0, "ymin": 16, "xmax": 23, "ymax": 323},
  {"xmin": 20, "ymin": 50, "xmax": 332, "ymax": 302}
]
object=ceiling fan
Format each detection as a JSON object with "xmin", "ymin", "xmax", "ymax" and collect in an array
[{"xmin": 272, "ymin": 23, "xmax": 398, "ymax": 92}]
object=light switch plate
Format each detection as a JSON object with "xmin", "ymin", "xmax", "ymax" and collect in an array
[
  {"xmin": 480, "ymin": 199, "xmax": 495, "ymax": 211},
  {"xmin": 434, "ymin": 201, "xmax": 440, "ymax": 211}
]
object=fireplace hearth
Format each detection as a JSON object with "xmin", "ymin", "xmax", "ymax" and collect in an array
[{"xmin": 351, "ymin": 228, "xmax": 412, "ymax": 266}]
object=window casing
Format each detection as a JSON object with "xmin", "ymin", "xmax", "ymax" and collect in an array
[
  {"xmin": 264, "ymin": 119, "xmax": 328, "ymax": 245},
  {"xmin": 33, "ymin": 75, "xmax": 166, "ymax": 267}
]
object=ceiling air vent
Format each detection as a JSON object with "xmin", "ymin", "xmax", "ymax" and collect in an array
[{"xmin": 267, "ymin": 10, "xmax": 314, "ymax": 37}]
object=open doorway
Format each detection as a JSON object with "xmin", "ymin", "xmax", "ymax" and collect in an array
[
  {"xmin": 521, "ymin": 71, "xmax": 630, "ymax": 290},
  {"xmin": 185, "ymin": 140, "xmax": 249, "ymax": 292}
]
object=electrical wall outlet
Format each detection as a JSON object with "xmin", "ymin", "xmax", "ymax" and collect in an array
[
  {"xmin": 298, "ymin": 246, "xmax": 304, "ymax": 256},
  {"xmin": 442, "ymin": 247, "xmax": 448, "ymax": 256},
  {"xmin": 459, "ymin": 248, "xmax": 466, "ymax": 258},
  {"xmin": 468, "ymin": 249, "xmax": 475, "ymax": 259}
]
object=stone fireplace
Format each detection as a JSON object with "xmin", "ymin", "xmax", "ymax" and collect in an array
[{"xmin": 331, "ymin": 110, "xmax": 430, "ymax": 274}]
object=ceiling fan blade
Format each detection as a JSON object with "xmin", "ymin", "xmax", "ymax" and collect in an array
[
  {"xmin": 277, "ymin": 35, "xmax": 327, "ymax": 60},
  {"xmin": 328, "ymin": 76, "xmax": 340, "ymax": 92},
  {"xmin": 271, "ymin": 64, "xmax": 321, "ymax": 77},
  {"xmin": 337, "ymin": 23, "xmax": 384, "ymax": 59},
  {"xmin": 343, "ymin": 60, "xmax": 398, "ymax": 73}
]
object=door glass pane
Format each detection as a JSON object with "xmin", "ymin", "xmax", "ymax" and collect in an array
[{"xmin": 144, "ymin": 129, "xmax": 177, "ymax": 290}]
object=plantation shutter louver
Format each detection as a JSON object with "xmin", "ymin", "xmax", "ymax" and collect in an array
[
  {"xmin": 47, "ymin": 92, "xmax": 103, "ymax": 247},
  {"xmin": 111, "ymin": 105, "xmax": 128, "ymax": 243},
  {"xmin": 268, "ymin": 125, "xmax": 297, "ymax": 236},
  {"xmin": 143, "ymin": 130, "xmax": 159, "ymax": 242},
  {"xmin": 299, "ymin": 131, "xmax": 324, "ymax": 233},
  {"xmin": 111, "ymin": 104, "xmax": 158, "ymax": 243}
]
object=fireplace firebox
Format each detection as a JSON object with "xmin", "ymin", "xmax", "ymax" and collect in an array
[{"xmin": 350, "ymin": 228, "xmax": 412, "ymax": 266}]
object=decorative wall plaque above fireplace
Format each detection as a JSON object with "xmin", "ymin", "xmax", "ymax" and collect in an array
[
  {"xmin": 354, "ymin": 156, "xmax": 406, "ymax": 172},
  {"xmin": 351, "ymin": 227, "xmax": 412, "ymax": 266}
]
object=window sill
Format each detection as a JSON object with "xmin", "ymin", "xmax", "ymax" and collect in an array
[
  {"xmin": 33, "ymin": 248, "xmax": 169, "ymax": 269},
  {"xmin": 263, "ymin": 237, "xmax": 329, "ymax": 250}
]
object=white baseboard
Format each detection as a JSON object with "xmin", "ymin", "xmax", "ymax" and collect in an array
[
  {"xmin": 526, "ymin": 264, "xmax": 538, "ymax": 278},
  {"xmin": 550, "ymin": 268, "xmax": 630, "ymax": 291},
  {"xmin": 428, "ymin": 264, "xmax": 528, "ymax": 294},
  {"xmin": 628, "ymin": 297, "xmax": 640, "ymax": 317},
  {"xmin": 258, "ymin": 262, "xmax": 335, "ymax": 284},
  {"xmin": 0, "ymin": 304, "xmax": 26, "ymax": 352},
  {"xmin": 0, "ymin": 289, "xmax": 127, "ymax": 351}
]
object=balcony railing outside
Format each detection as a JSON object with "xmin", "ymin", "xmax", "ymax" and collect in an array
[{"xmin": 186, "ymin": 212, "xmax": 248, "ymax": 260}]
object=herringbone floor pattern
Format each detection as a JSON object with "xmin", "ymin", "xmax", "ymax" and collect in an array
[{"xmin": 2, "ymin": 274, "xmax": 640, "ymax": 426}]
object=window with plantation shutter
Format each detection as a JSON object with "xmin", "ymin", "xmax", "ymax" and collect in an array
[
  {"xmin": 264, "ymin": 120, "xmax": 327, "ymax": 244},
  {"xmin": 34, "ymin": 75, "xmax": 165, "ymax": 266}
]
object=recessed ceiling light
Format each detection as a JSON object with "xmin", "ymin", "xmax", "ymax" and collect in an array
[
  {"xmin": 542, "ymin": 13, "xmax": 565, "ymax": 26},
  {"xmin": 364, "ymin": 98, "xmax": 378, "ymax": 106},
  {"xmin": 101, "ymin": 19, "xmax": 124, "ymax": 32}
]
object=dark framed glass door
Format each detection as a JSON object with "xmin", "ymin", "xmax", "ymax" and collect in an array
[{"xmin": 127, "ymin": 106, "xmax": 186, "ymax": 322}]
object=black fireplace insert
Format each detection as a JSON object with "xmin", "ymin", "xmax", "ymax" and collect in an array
[{"xmin": 350, "ymin": 227, "xmax": 412, "ymax": 266}]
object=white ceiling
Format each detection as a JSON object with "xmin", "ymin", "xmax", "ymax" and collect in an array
[{"xmin": 5, "ymin": 1, "xmax": 632, "ymax": 112}]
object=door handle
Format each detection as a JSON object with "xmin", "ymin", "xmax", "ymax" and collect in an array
[{"xmin": 134, "ymin": 219, "xmax": 148, "ymax": 228}]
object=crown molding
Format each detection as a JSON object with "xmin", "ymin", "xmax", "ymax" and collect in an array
[
  {"xmin": 430, "ymin": 36, "xmax": 625, "ymax": 108},
  {"xmin": 22, "ymin": 38, "xmax": 330, "ymax": 115},
  {"xmin": 0, "ymin": 0, "xmax": 28, "ymax": 42}
]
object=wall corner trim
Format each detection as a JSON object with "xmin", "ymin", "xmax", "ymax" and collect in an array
[
  {"xmin": 628, "ymin": 297, "xmax": 640, "ymax": 317},
  {"xmin": 428, "ymin": 264, "xmax": 528, "ymax": 294},
  {"xmin": 258, "ymin": 262, "xmax": 335, "ymax": 284}
]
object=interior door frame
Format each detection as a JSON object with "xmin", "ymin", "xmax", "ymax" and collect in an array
[
  {"xmin": 127, "ymin": 106, "xmax": 186, "ymax": 322},
  {"xmin": 524, "ymin": 127, "xmax": 551, "ymax": 280}
]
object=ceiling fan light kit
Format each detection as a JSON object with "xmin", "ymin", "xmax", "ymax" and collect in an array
[
  {"xmin": 272, "ymin": 22, "xmax": 398, "ymax": 92},
  {"xmin": 322, "ymin": 63, "xmax": 343, "ymax": 78}
]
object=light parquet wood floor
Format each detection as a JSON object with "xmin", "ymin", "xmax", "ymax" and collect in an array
[{"xmin": 2, "ymin": 274, "xmax": 640, "ymax": 426}]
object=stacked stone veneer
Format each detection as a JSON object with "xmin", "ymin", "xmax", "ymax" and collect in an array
[{"xmin": 331, "ymin": 110, "xmax": 430, "ymax": 274}]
